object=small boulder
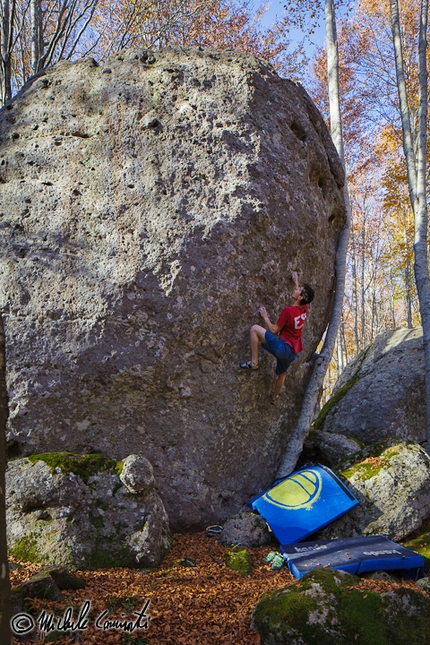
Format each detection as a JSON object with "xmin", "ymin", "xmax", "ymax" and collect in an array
[
  {"xmin": 252, "ymin": 568, "xmax": 430, "ymax": 644},
  {"xmin": 220, "ymin": 512, "xmax": 272, "ymax": 547},
  {"xmin": 302, "ymin": 430, "xmax": 363, "ymax": 467},
  {"xmin": 416, "ymin": 577, "xmax": 430, "ymax": 592},
  {"xmin": 119, "ymin": 454, "xmax": 154, "ymax": 495},
  {"xmin": 38, "ymin": 566, "xmax": 86, "ymax": 590},
  {"xmin": 15, "ymin": 571, "xmax": 65, "ymax": 602},
  {"xmin": 317, "ymin": 441, "xmax": 430, "ymax": 542}
]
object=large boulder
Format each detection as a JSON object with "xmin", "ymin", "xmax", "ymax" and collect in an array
[
  {"xmin": 0, "ymin": 46, "xmax": 345, "ymax": 529},
  {"xmin": 318, "ymin": 441, "xmax": 430, "ymax": 542},
  {"xmin": 6, "ymin": 453, "xmax": 173, "ymax": 568},
  {"xmin": 252, "ymin": 569, "xmax": 430, "ymax": 645},
  {"xmin": 315, "ymin": 328, "xmax": 426, "ymax": 445}
]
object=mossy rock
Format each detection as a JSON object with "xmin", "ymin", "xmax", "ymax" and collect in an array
[
  {"xmin": 252, "ymin": 568, "xmax": 430, "ymax": 645},
  {"xmin": 402, "ymin": 528, "xmax": 430, "ymax": 574},
  {"xmin": 13, "ymin": 572, "xmax": 64, "ymax": 602},
  {"xmin": 38, "ymin": 566, "xmax": 86, "ymax": 590},
  {"xmin": 338, "ymin": 439, "xmax": 406, "ymax": 478},
  {"xmin": 28, "ymin": 452, "xmax": 118, "ymax": 484},
  {"xmin": 225, "ymin": 548, "xmax": 252, "ymax": 576}
]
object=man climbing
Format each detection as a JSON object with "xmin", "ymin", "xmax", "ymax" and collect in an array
[{"xmin": 240, "ymin": 272, "xmax": 314, "ymax": 404}]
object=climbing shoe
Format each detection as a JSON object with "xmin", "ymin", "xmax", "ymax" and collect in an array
[
  {"xmin": 261, "ymin": 551, "xmax": 277, "ymax": 564},
  {"xmin": 206, "ymin": 525, "xmax": 223, "ymax": 536},
  {"xmin": 271, "ymin": 554, "xmax": 285, "ymax": 570},
  {"xmin": 240, "ymin": 361, "xmax": 259, "ymax": 370}
]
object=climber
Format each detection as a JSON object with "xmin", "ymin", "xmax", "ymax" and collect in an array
[{"xmin": 240, "ymin": 272, "xmax": 314, "ymax": 404}]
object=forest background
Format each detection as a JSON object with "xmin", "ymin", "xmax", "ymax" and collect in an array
[{"xmin": 0, "ymin": 0, "xmax": 423, "ymax": 400}]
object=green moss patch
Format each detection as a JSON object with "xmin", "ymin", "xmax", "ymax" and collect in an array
[
  {"xmin": 28, "ymin": 452, "xmax": 118, "ymax": 484},
  {"xmin": 341, "ymin": 441, "xmax": 407, "ymax": 481},
  {"xmin": 9, "ymin": 536, "xmax": 41, "ymax": 563},
  {"xmin": 225, "ymin": 548, "xmax": 252, "ymax": 576},
  {"xmin": 87, "ymin": 536, "xmax": 132, "ymax": 569},
  {"xmin": 338, "ymin": 439, "xmax": 405, "ymax": 477},
  {"xmin": 341, "ymin": 457, "xmax": 387, "ymax": 482}
]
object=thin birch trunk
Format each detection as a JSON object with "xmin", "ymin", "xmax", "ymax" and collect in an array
[
  {"xmin": 390, "ymin": 0, "xmax": 430, "ymax": 449},
  {"xmin": 405, "ymin": 259, "xmax": 413, "ymax": 328},
  {"xmin": 0, "ymin": 317, "xmax": 11, "ymax": 645},
  {"xmin": 277, "ymin": 0, "xmax": 352, "ymax": 478},
  {"xmin": 361, "ymin": 219, "xmax": 366, "ymax": 348},
  {"xmin": 1, "ymin": 0, "xmax": 12, "ymax": 105},
  {"xmin": 351, "ymin": 238, "xmax": 360, "ymax": 353},
  {"xmin": 31, "ymin": 0, "xmax": 43, "ymax": 73}
]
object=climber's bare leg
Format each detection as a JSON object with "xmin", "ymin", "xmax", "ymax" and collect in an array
[{"xmin": 250, "ymin": 325, "xmax": 266, "ymax": 367}]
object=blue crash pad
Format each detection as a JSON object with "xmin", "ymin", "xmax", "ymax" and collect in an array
[
  {"xmin": 249, "ymin": 464, "xmax": 359, "ymax": 544},
  {"xmin": 281, "ymin": 535, "xmax": 425, "ymax": 579}
]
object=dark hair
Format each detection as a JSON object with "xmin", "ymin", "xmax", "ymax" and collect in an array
[{"xmin": 301, "ymin": 284, "xmax": 314, "ymax": 305}]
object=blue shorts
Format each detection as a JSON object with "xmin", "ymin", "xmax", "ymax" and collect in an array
[{"xmin": 262, "ymin": 331, "xmax": 297, "ymax": 375}]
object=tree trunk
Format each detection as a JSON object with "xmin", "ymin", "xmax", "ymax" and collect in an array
[
  {"xmin": 390, "ymin": 0, "xmax": 430, "ymax": 449},
  {"xmin": 277, "ymin": 0, "xmax": 352, "ymax": 478},
  {"xmin": 351, "ymin": 235, "xmax": 360, "ymax": 353},
  {"xmin": 0, "ymin": 0, "xmax": 12, "ymax": 105},
  {"xmin": 31, "ymin": 0, "xmax": 43, "ymax": 73},
  {"xmin": 361, "ymin": 218, "xmax": 366, "ymax": 348},
  {"xmin": 0, "ymin": 316, "xmax": 11, "ymax": 645},
  {"xmin": 405, "ymin": 258, "xmax": 413, "ymax": 328}
]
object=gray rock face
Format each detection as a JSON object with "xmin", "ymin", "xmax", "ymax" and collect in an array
[
  {"xmin": 6, "ymin": 454, "xmax": 173, "ymax": 568},
  {"xmin": 219, "ymin": 511, "xmax": 272, "ymax": 547},
  {"xmin": 0, "ymin": 46, "xmax": 345, "ymax": 529},
  {"xmin": 318, "ymin": 442, "xmax": 430, "ymax": 542},
  {"xmin": 317, "ymin": 328, "xmax": 426, "ymax": 445}
]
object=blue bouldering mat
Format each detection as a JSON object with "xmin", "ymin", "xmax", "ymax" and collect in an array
[
  {"xmin": 249, "ymin": 464, "xmax": 359, "ymax": 544},
  {"xmin": 281, "ymin": 535, "xmax": 425, "ymax": 580}
]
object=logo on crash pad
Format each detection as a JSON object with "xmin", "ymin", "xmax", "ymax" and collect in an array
[{"xmin": 263, "ymin": 469, "xmax": 323, "ymax": 510}]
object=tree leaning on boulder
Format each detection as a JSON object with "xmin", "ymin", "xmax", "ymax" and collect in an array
[{"xmin": 0, "ymin": 315, "xmax": 11, "ymax": 644}]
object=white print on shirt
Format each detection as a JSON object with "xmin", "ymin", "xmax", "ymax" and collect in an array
[{"xmin": 294, "ymin": 312, "xmax": 307, "ymax": 330}]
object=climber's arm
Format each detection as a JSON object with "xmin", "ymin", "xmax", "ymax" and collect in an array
[{"xmin": 259, "ymin": 307, "xmax": 281, "ymax": 336}]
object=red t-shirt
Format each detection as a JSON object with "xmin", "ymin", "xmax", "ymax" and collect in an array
[{"xmin": 276, "ymin": 305, "xmax": 309, "ymax": 354}]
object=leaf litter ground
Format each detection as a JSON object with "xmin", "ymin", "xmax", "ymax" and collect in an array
[{"xmin": 10, "ymin": 531, "xmax": 429, "ymax": 645}]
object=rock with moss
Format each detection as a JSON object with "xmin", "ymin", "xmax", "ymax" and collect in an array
[
  {"xmin": 252, "ymin": 568, "xmax": 430, "ymax": 645},
  {"xmin": 316, "ymin": 442, "xmax": 430, "ymax": 542},
  {"xmin": 225, "ymin": 548, "xmax": 252, "ymax": 576},
  {"xmin": 38, "ymin": 566, "xmax": 86, "ymax": 590},
  {"xmin": 6, "ymin": 452, "xmax": 173, "ymax": 569},
  {"xmin": 14, "ymin": 571, "xmax": 65, "ymax": 602},
  {"xmin": 316, "ymin": 328, "xmax": 426, "ymax": 445},
  {"xmin": 220, "ymin": 512, "xmax": 272, "ymax": 547},
  {"xmin": 402, "ymin": 527, "xmax": 430, "ymax": 573}
]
